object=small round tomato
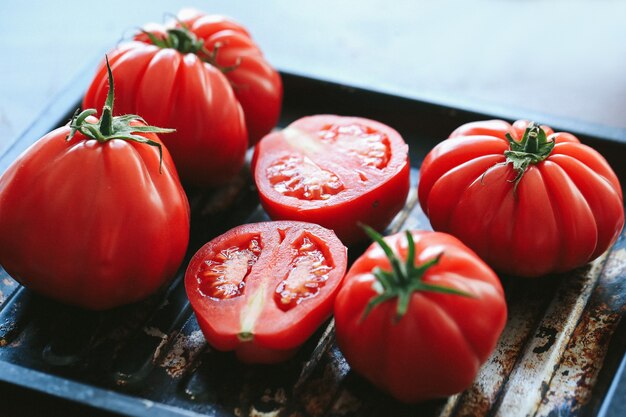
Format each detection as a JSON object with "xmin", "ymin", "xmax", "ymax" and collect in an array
[
  {"xmin": 334, "ymin": 228, "xmax": 507, "ymax": 403},
  {"xmin": 0, "ymin": 63, "xmax": 190, "ymax": 310},
  {"xmin": 185, "ymin": 221, "xmax": 347, "ymax": 363},
  {"xmin": 83, "ymin": 9, "xmax": 282, "ymax": 186},
  {"xmin": 252, "ymin": 115, "xmax": 410, "ymax": 245},
  {"xmin": 418, "ymin": 120, "xmax": 624, "ymax": 277}
]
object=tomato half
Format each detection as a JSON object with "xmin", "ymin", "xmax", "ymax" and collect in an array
[
  {"xmin": 83, "ymin": 9, "xmax": 282, "ymax": 186},
  {"xmin": 252, "ymin": 115, "xmax": 411, "ymax": 245},
  {"xmin": 418, "ymin": 120, "xmax": 624, "ymax": 277},
  {"xmin": 185, "ymin": 221, "xmax": 347, "ymax": 363},
  {"xmin": 334, "ymin": 229, "xmax": 507, "ymax": 403},
  {"xmin": 0, "ymin": 67, "xmax": 190, "ymax": 310}
]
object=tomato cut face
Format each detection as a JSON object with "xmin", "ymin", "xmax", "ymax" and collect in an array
[
  {"xmin": 197, "ymin": 235, "xmax": 261, "ymax": 299},
  {"xmin": 318, "ymin": 122, "xmax": 391, "ymax": 169},
  {"xmin": 185, "ymin": 221, "xmax": 347, "ymax": 363},
  {"xmin": 266, "ymin": 155, "xmax": 345, "ymax": 200},
  {"xmin": 274, "ymin": 233, "xmax": 334, "ymax": 311},
  {"xmin": 253, "ymin": 115, "xmax": 410, "ymax": 245}
]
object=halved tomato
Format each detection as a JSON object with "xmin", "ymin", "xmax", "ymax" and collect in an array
[
  {"xmin": 184, "ymin": 221, "xmax": 347, "ymax": 363},
  {"xmin": 252, "ymin": 115, "xmax": 411, "ymax": 245}
]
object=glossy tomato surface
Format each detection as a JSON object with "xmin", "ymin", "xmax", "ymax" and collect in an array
[
  {"xmin": 83, "ymin": 9, "xmax": 282, "ymax": 186},
  {"xmin": 170, "ymin": 8, "xmax": 283, "ymax": 145},
  {"xmin": 418, "ymin": 119, "xmax": 624, "ymax": 277},
  {"xmin": 185, "ymin": 221, "xmax": 347, "ymax": 363},
  {"xmin": 334, "ymin": 230, "xmax": 507, "ymax": 403},
  {"xmin": 253, "ymin": 115, "xmax": 410, "ymax": 245},
  {"xmin": 0, "ymin": 120, "xmax": 190, "ymax": 310}
]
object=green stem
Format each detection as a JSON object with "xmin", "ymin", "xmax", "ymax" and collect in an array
[
  {"xmin": 502, "ymin": 122, "xmax": 555, "ymax": 190},
  {"xmin": 99, "ymin": 106, "xmax": 113, "ymax": 137},
  {"xmin": 66, "ymin": 55, "xmax": 174, "ymax": 171},
  {"xmin": 360, "ymin": 225, "xmax": 474, "ymax": 323},
  {"xmin": 142, "ymin": 27, "xmax": 241, "ymax": 74}
]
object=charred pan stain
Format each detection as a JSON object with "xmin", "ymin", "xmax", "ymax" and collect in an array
[
  {"xmin": 160, "ymin": 330, "xmax": 205, "ymax": 378},
  {"xmin": 533, "ymin": 326, "xmax": 557, "ymax": 354},
  {"xmin": 0, "ymin": 319, "xmax": 18, "ymax": 347}
]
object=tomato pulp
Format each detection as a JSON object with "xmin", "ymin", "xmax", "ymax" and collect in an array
[
  {"xmin": 253, "ymin": 115, "xmax": 411, "ymax": 245},
  {"xmin": 185, "ymin": 221, "xmax": 347, "ymax": 363}
]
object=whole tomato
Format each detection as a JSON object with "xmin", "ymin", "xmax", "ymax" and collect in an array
[
  {"xmin": 185, "ymin": 221, "xmax": 347, "ymax": 364},
  {"xmin": 164, "ymin": 8, "xmax": 283, "ymax": 145},
  {"xmin": 0, "ymin": 63, "xmax": 190, "ymax": 310},
  {"xmin": 334, "ymin": 228, "xmax": 507, "ymax": 403},
  {"xmin": 83, "ymin": 9, "xmax": 282, "ymax": 186},
  {"xmin": 252, "ymin": 115, "xmax": 410, "ymax": 245},
  {"xmin": 418, "ymin": 120, "xmax": 624, "ymax": 277}
]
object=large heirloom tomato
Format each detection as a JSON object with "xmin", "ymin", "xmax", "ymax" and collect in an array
[
  {"xmin": 252, "ymin": 115, "xmax": 410, "ymax": 245},
  {"xmin": 83, "ymin": 9, "xmax": 282, "ymax": 186},
  {"xmin": 0, "ymin": 65, "xmax": 190, "ymax": 310},
  {"xmin": 334, "ymin": 228, "xmax": 507, "ymax": 403},
  {"xmin": 160, "ymin": 8, "xmax": 283, "ymax": 145},
  {"xmin": 185, "ymin": 221, "xmax": 347, "ymax": 363},
  {"xmin": 418, "ymin": 120, "xmax": 624, "ymax": 277}
]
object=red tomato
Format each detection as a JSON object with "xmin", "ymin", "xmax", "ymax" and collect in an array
[
  {"xmin": 252, "ymin": 115, "xmax": 411, "ymax": 245},
  {"xmin": 0, "ymin": 66, "xmax": 190, "ymax": 310},
  {"xmin": 334, "ymin": 228, "xmax": 507, "ymax": 403},
  {"xmin": 166, "ymin": 8, "xmax": 283, "ymax": 145},
  {"xmin": 83, "ymin": 9, "xmax": 282, "ymax": 186},
  {"xmin": 418, "ymin": 120, "xmax": 624, "ymax": 277},
  {"xmin": 185, "ymin": 221, "xmax": 347, "ymax": 363}
]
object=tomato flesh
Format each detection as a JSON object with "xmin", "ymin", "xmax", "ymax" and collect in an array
[
  {"xmin": 254, "ymin": 115, "xmax": 410, "ymax": 245},
  {"xmin": 197, "ymin": 235, "xmax": 261, "ymax": 299},
  {"xmin": 318, "ymin": 123, "xmax": 391, "ymax": 169},
  {"xmin": 266, "ymin": 155, "xmax": 344, "ymax": 200},
  {"xmin": 275, "ymin": 233, "xmax": 333, "ymax": 311},
  {"xmin": 185, "ymin": 221, "xmax": 347, "ymax": 363}
]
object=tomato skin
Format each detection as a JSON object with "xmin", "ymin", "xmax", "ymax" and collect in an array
[
  {"xmin": 253, "ymin": 115, "xmax": 411, "ymax": 246},
  {"xmin": 83, "ymin": 41, "xmax": 248, "ymax": 187},
  {"xmin": 170, "ymin": 9, "xmax": 283, "ymax": 145},
  {"xmin": 0, "ymin": 121, "xmax": 190, "ymax": 310},
  {"xmin": 83, "ymin": 9, "xmax": 282, "ymax": 186},
  {"xmin": 334, "ymin": 231, "xmax": 507, "ymax": 403},
  {"xmin": 418, "ymin": 119, "xmax": 624, "ymax": 277},
  {"xmin": 185, "ymin": 221, "xmax": 347, "ymax": 363}
]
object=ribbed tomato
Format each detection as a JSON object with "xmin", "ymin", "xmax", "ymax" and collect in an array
[
  {"xmin": 418, "ymin": 119, "xmax": 624, "ymax": 277},
  {"xmin": 252, "ymin": 115, "xmax": 410, "ymax": 245},
  {"xmin": 163, "ymin": 8, "xmax": 282, "ymax": 145},
  {"xmin": 83, "ymin": 9, "xmax": 282, "ymax": 187},
  {"xmin": 185, "ymin": 221, "xmax": 347, "ymax": 363},
  {"xmin": 0, "ymin": 65, "xmax": 190, "ymax": 309},
  {"xmin": 334, "ymin": 228, "xmax": 507, "ymax": 403}
]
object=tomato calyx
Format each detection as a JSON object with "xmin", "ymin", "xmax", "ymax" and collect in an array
[
  {"xmin": 503, "ymin": 122, "xmax": 555, "ymax": 188},
  {"xmin": 361, "ymin": 225, "xmax": 473, "ymax": 322},
  {"xmin": 67, "ymin": 57, "xmax": 174, "ymax": 171},
  {"xmin": 142, "ymin": 25, "xmax": 241, "ymax": 74},
  {"xmin": 142, "ymin": 26, "xmax": 205, "ymax": 55}
]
